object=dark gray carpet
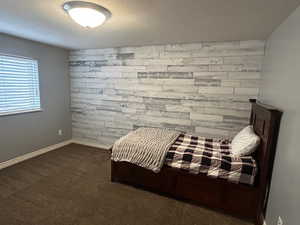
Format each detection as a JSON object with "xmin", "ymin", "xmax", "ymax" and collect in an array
[{"xmin": 0, "ymin": 144, "xmax": 252, "ymax": 225}]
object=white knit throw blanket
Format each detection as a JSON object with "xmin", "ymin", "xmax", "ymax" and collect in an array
[{"xmin": 111, "ymin": 127, "xmax": 181, "ymax": 173}]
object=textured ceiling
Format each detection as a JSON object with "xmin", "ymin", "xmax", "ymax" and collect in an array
[{"xmin": 0, "ymin": 0, "xmax": 300, "ymax": 49}]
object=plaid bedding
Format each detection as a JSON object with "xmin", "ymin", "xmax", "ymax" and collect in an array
[{"xmin": 165, "ymin": 133, "xmax": 257, "ymax": 185}]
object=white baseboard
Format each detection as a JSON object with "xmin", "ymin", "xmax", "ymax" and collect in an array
[
  {"xmin": 0, "ymin": 140, "xmax": 72, "ymax": 170},
  {"xmin": 71, "ymin": 139, "xmax": 110, "ymax": 150},
  {"xmin": 0, "ymin": 139, "xmax": 111, "ymax": 171}
]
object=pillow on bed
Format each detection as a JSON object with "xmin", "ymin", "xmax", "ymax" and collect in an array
[{"xmin": 231, "ymin": 125, "xmax": 260, "ymax": 157}]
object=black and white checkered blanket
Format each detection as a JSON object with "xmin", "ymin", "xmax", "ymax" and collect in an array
[{"xmin": 165, "ymin": 133, "xmax": 257, "ymax": 185}]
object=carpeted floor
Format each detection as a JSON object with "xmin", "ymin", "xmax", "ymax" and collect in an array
[{"xmin": 0, "ymin": 144, "xmax": 252, "ymax": 225}]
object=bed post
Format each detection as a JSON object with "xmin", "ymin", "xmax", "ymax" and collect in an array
[
  {"xmin": 249, "ymin": 98, "xmax": 257, "ymax": 125},
  {"xmin": 249, "ymin": 99, "xmax": 282, "ymax": 225}
]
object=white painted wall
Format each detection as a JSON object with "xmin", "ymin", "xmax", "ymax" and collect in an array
[{"xmin": 260, "ymin": 6, "xmax": 300, "ymax": 225}]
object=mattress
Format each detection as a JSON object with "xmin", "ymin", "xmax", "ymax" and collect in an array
[{"xmin": 165, "ymin": 133, "xmax": 257, "ymax": 185}]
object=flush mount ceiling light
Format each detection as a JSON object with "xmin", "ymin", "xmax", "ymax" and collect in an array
[{"xmin": 63, "ymin": 1, "xmax": 111, "ymax": 28}]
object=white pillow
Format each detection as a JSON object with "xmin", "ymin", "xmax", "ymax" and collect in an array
[{"xmin": 231, "ymin": 125, "xmax": 260, "ymax": 157}]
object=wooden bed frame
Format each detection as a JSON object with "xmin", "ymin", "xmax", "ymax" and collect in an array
[{"xmin": 111, "ymin": 99, "xmax": 282, "ymax": 225}]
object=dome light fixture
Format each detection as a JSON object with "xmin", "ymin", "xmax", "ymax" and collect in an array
[{"xmin": 63, "ymin": 1, "xmax": 111, "ymax": 28}]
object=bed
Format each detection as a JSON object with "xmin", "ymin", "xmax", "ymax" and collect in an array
[{"xmin": 110, "ymin": 99, "xmax": 282, "ymax": 225}]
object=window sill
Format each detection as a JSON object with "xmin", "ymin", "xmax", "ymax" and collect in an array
[{"xmin": 0, "ymin": 109, "xmax": 43, "ymax": 117}]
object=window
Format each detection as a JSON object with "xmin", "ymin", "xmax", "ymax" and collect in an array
[{"xmin": 0, "ymin": 54, "xmax": 41, "ymax": 116}]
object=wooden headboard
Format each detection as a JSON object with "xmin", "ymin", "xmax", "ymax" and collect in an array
[{"xmin": 249, "ymin": 99, "xmax": 282, "ymax": 216}]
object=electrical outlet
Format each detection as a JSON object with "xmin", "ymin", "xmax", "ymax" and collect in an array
[
  {"xmin": 277, "ymin": 216, "xmax": 283, "ymax": 225},
  {"xmin": 58, "ymin": 129, "xmax": 63, "ymax": 136}
]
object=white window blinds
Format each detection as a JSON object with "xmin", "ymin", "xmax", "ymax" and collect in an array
[{"xmin": 0, "ymin": 54, "xmax": 41, "ymax": 116}]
